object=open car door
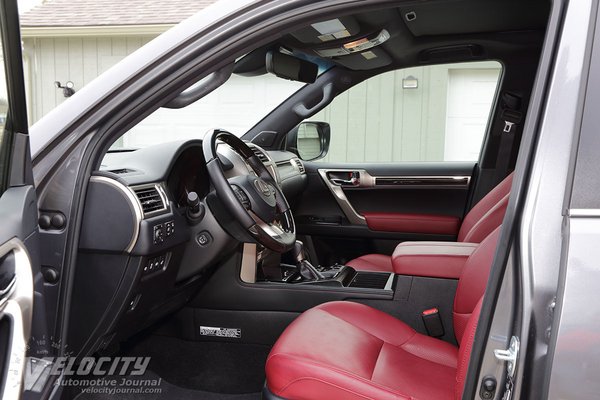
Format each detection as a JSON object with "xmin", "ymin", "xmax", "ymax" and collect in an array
[{"xmin": 0, "ymin": 1, "xmax": 41, "ymax": 398}]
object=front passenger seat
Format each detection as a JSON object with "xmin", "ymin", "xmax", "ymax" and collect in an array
[
  {"xmin": 264, "ymin": 227, "xmax": 501, "ymax": 400},
  {"xmin": 347, "ymin": 172, "xmax": 513, "ymax": 273}
]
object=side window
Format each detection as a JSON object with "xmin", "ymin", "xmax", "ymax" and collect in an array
[{"xmin": 307, "ymin": 61, "xmax": 501, "ymax": 163}]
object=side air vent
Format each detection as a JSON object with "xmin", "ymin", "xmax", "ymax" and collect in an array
[
  {"xmin": 291, "ymin": 158, "xmax": 305, "ymax": 174},
  {"xmin": 250, "ymin": 145, "xmax": 269, "ymax": 163},
  {"xmin": 133, "ymin": 185, "xmax": 167, "ymax": 216}
]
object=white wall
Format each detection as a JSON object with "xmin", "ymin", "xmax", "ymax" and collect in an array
[{"xmin": 23, "ymin": 36, "xmax": 153, "ymax": 123}]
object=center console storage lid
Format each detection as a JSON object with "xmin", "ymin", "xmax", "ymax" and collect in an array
[{"xmin": 392, "ymin": 241, "xmax": 477, "ymax": 278}]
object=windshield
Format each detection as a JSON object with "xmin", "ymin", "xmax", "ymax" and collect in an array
[{"xmin": 110, "ymin": 73, "xmax": 305, "ymax": 150}]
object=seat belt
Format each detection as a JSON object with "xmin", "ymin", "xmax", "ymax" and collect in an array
[{"xmin": 495, "ymin": 92, "xmax": 523, "ymax": 179}]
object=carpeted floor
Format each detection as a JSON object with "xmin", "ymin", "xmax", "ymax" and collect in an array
[
  {"xmin": 124, "ymin": 335, "xmax": 270, "ymax": 394},
  {"xmin": 75, "ymin": 371, "xmax": 261, "ymax": 400},
  {"xmin": 75, "ymin": 335, "xmax": 269, "ymax": 400}
]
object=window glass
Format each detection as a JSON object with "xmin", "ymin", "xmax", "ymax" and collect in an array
[
  {"xmin": 110, "ymin": 73, "xmax": 304, "ymax": 150},
  {"xmin": 308, "ymin": 61, "xmax": 502, "ymax": 163}
]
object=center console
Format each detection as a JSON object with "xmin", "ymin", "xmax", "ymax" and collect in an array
[{"xmin": 258, "ymin": 240, "xmax": 394, "ymax": 291}]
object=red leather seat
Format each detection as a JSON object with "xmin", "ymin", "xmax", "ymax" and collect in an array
[
  {"xmin": 265, "ymin": 228, "xmax": 500, "ymax": 400},
  {"xmin": 347, "ymin": 173, "xmax": 513, "ymax": 273}
]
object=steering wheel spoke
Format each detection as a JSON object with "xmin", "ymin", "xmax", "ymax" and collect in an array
[{"xmin": 203, "ymin": 129, "xmax": 296, "ymax": 252}]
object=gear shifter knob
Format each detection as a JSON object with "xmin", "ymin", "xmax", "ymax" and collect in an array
[
  {"xmin": 293, "ymin": 240, "xmax": 307, "ymax": 263},
  {"xmin": 292, "ymin": 240, "xmax": 324, "ymax": 281}
]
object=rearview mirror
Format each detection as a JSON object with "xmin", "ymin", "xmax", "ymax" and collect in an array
[
  {"xmin": 266, "ymin": 51, "xmax": 318, "ymax": 84},
  {"xmin": 287, "ymin": 122, "xmax": 331, "ymax": 161}
]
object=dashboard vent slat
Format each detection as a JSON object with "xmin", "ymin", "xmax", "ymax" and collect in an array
[
  {"xmin": 292, "ymin": 158, "xmax": 305, "ymax": 174},
  {"xmin": 134, "ymin": 186, "xmax": 166, "ymax": 215},
  {"xmin": 250, "ymin": 146, "xmax": 269, "ymax": 163}
]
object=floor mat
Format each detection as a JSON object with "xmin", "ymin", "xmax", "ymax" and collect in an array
[
  {"xmin": 124, "ymin": 335, "xmax": 271, "ymax": 394},
  {"xmin": 74, "ymin": 371, "xmax": 261, "ymax": 400}
]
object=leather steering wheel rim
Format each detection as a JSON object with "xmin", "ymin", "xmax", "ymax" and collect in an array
[{"xmin": 203, "ymin": 129, "xmax": 296, "ymax": 252}]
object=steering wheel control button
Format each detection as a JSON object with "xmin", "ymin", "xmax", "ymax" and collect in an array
[
  {"xmin": 197, "ymin": 231, "xmax": 212, "ymax": 246},
  {"xmin": 232, "ymin": 185, "xmax": 251, "ymax": 209},
  {"xmin": 153, "ymin": 223, "xmax": 165, "ymax": 244}
]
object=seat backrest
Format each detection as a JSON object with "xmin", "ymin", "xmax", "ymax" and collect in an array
[
  {"xmin": 453, "ymin": 226, "xmax": 500, "ymax": 344},
  {"xmin": 457, "ymin": 173, "xmax": 513, "ymax": 243},
  {"xmin": 455, "ymin": 297, "xmax": 484, "ymax": 400}
]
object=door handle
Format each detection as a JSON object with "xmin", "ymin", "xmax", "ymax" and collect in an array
[{"xmin": 329, "ymin": 171, "xmax": 360, "ymax": 186}]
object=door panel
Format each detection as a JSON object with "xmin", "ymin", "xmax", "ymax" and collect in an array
[
  {"xmin": 0, "ymin": 1, "xmax": 45, "ymax": 398},
  {"xmin": 293, "ymin": 161, "xmax": 476, "ymax": 265}
]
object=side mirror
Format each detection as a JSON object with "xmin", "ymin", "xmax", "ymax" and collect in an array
[{"xmin": 287, "ymin": 122, "xmax": 331, "ymax": 161}]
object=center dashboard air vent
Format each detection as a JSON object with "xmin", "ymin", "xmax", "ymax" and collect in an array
[
  {"xmin": 291, "ymin": 158, "xmax": 305, "ymax": 174},
  {"xmin": 133, "ymin": 185, "xmax": 167, "ymax": 216}
]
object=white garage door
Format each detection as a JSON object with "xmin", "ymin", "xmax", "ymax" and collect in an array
[{"xmin": 444, "ymin": 68, "xmax": 501, "ymax": 161}]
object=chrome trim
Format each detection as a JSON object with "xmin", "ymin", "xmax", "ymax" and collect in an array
[
  {"xmin": 317, "ymin": 169, "xmax": 368, "ymax": 225},
  {"xmin": 90, "ymin": 176, "xmax": 142, "ymax": 253},
  {"xmin": 0, "ymin": 276, "xmax": 16, "ymax": 298},
  {"xmin": 0, "ymin": 238, "xmax": 34, "ymax": 400},
  {"xmin": 373, "ymin": 175, "xmax": 471, "ymax": 188},
  {"xmin": 131, "ymin": 182, "xmax": 169, "ymax": 218},
  {"xmin": 567, "ymin": 208, "xmax": 600, "ymax": 217},
  {"xmin": 383, "ymin": 273, "xmax": 394, "ymax": 291}
]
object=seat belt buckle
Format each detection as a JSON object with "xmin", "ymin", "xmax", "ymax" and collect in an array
[
  {"xmin": 421, "ymin": 307, "xmax": 444, "ymax": 338},
  {"xmin": 501, "ymin": 109, "xmax": 522, "ymax": 134},
  {"xmin": 503, "ymin": 121, "xmax": 515, "ymax": 133}
]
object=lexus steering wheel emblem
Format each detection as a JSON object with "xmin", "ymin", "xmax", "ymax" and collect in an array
[{"xmin": 254, "ymin": 178, "xmax": 272, "ymax": 196}]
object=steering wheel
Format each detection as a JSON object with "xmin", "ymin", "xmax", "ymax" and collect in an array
[{"xmin": 203, "ymin": 129, "xmax": 296, "ymax": 252}]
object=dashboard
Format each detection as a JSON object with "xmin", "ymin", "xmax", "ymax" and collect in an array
[{"xmin": 70, "ymin": 139, "xmax": 307, "ymax": 358}]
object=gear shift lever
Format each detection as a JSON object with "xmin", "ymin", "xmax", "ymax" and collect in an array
[{"xmin": 292, "ymin": 240, "xmax": 325, "ymax": 281}]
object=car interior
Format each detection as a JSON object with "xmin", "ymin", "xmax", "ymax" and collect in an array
[{"xmin": 57, "ymin": 1, "xmax": 552, "ymax": 399}]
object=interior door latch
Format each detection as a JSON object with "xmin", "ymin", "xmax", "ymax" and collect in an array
[{"xmin": 494, "ymin": 335, "xmax": 520, "ymax": 400}]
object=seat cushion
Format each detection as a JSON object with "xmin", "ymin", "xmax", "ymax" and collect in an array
[
  {"xmin": 266, "ymin": 301, "xmax": 459, "ymax": 400},
  {"xmin": 346, "ymin": 254, "xmax": 393, "ymax": 272}
]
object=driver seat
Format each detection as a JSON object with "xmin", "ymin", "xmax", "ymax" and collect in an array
[{"xmin": 264, "ymin": 227, "xmax": 500, "ymax": 400}]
